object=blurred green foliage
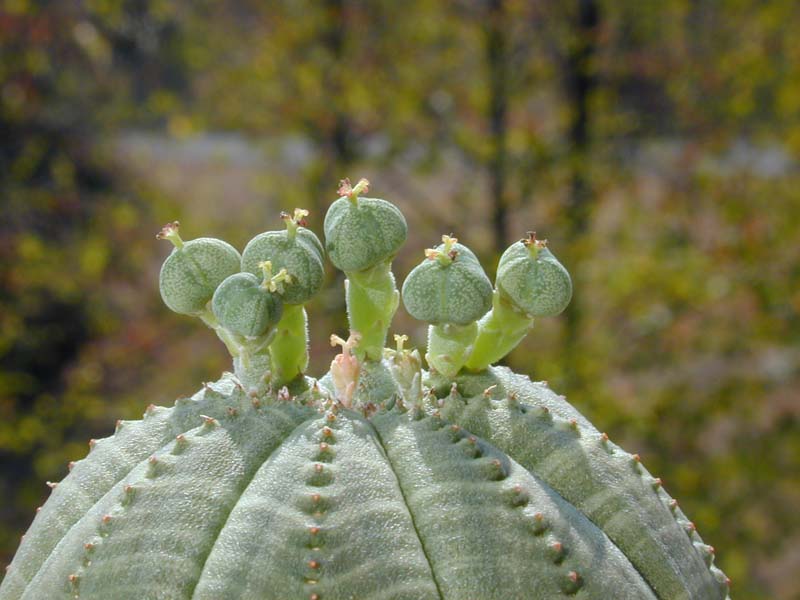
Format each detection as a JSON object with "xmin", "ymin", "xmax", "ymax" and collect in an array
[{"xmin": 1, "ymin": 1, "xmax": 799, "ymax": 598}]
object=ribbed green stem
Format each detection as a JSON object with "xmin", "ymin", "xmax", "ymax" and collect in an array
[
  {"xmin": 345, "ymin": 260, "xmax": 399, "ymax": 361},
  {"xmin": 463, "ymin": 291, "xmax": 533, "ymax": 371},
  {"xmin": 427, "ymin": 322, "xmax": 477, "ymax": 378},
  {"xmin": 268, "ymin": 304, "xmax": 308, "ymax": 387}
]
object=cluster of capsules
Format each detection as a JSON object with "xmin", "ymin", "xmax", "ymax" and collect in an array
[
  {"xmin": 157, "ymin": 207, "xmax": 324, "ymax": 388},
  {"xmin": 402, "ymin": 230, "xmax": 571, "ymax": 378},
  {"xmin": 156, "ymin": 177, "xmax": 572, "ymax": 391}
]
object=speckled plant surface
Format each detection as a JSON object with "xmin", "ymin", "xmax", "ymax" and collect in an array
[{"xmin": 0, "ymin": 179, "xmax": 730, "ymax": 599}]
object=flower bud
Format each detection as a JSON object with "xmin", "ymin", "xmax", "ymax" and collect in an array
[
  {"xmin": 211, "ymin": 272, "xmax": 283, "ymax": 338},
  {"xmin": 324, "ymin": 178, "xmax": 407, "ymax": 272},
  {"xmin": 240, "ymin": 209, "xmax": 325, "ymax": 305},
  {"xmin": 496, "ymin": 233, "xmax": 572, "ymax": 317},
  {"xmin": 157, "ymin": 222, "xmax": 241, "ymax": 315},
  {"xmin": 401, "ymin": 236, "xmax": 493, "ymax": 325}
]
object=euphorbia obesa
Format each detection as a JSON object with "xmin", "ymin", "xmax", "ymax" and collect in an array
[{"xmin": 0, "ymin": 178, "xmax": 730, "ymax": 600}]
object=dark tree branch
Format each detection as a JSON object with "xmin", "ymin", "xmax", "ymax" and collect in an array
[{"xmin": 485, "ymin": 0, "xmax": 510, "ymax": 255}]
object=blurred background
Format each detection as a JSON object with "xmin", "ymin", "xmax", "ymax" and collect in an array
[{"xmin": 1, "ymin": 1, "xmax": 798, "ymax": 597}]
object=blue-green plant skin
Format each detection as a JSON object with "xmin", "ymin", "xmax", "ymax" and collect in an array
[
  {"xmin": 240, "ymin": 228, "xmax": 324, "ymax": 306},
  {"xmin": 295, "ymin": 226, "xmax": 326, "ymax": 263},
  {"xmin": 323, "ymin": 196, "xmax": 407, "ymax": 273},
  {"xmin": 3, "ymin": 189, "xmax": 731, "ymax": 600},
  {"xmin": 401, "ymin": 242, "xmax": 493, "ymax": 326},
  {"xmin": 211, "ymin": 272, "xmax": 283, "ymax": 338},
  {"xmin": 0, "ymin": 376, "xmax": 280, "ymax": 597},
  {"xmin": 158, "ymin": 238, "xmax": 241, "ymax": 315},
  {"xmin": 432, "ymin": 367, "xmax": 730, "ymax": 600},
  {"xmin": 1, "ymin": 366, "xmax": 730, "ymax": 600},
  {"xmin": 497, "ymin": 241, "xmax": 572, "ymax": 318}
]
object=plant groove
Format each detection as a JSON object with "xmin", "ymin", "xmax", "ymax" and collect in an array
[
  {"xmin": 366, "ymin": 416, "xmax": 446, "ymax": 600},
  {"xmin": 186, "ymin": 417, "xmax": 308, "ymax": 599}
]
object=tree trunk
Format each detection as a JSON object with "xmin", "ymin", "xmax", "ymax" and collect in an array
[
  {"xmin": 562, "ymin": 0, "xmax": 599, "ymax": 387},
  {"xmin": 322, "ymin": 0, "xmax": 354, "ymax": 170},
  {"xmin": 485, "ymin": 0, "xmax": 510, "ymax": 256}
]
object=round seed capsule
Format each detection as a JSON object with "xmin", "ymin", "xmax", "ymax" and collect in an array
[
  {"xmin": 496, "ymin": 233, "xmax": 572, "ymax": 317},
  {"xmin": 211, "ymin": 272, "xmax": 283, "ymax": 337},
  {"xmin": 157, "ymin": 222, "xmax": 241, "ymax": 315},
  {"xmin": 323, "ymin": 178, "xmax": 407, "ymax": 273},
  {"xmin": 241, "ymin": 222, "xmax": 324, "ymax": 306},
  {"xmin": 401, "ymin": 236, "xmax": 493, "ymax": 325}
]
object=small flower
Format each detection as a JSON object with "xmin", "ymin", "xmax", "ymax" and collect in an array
[{"xmin": 330, "ymin": 332, "xmax": 362, "ymax": 407}]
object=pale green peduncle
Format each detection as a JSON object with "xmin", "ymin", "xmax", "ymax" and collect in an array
[
  {"xmin": 427, "ymin": 321, "xmax": 478, "ymax": 378},
  {"xmin": 463, "ymin": 290, "xmax": 535, "ymax": 371},
  {"xmin": 345, "ymin": 259, "xmax": 399, "ymax": 361},
  {"xmin": 268, "ymin": 303, "xmax": 308, "ymax": 388},
  {"xmin": 258, "ymin": 258, "xmax": 308, "ymax": 388}
]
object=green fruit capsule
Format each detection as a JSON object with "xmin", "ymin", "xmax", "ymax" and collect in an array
[
  {"xmin": 496, "ymin": 232, "xmax": 572, "ymax": 317},
  {"xmin": 324, "ymin": 178, "xmax": 407, "ymax": 272},
  {"xmin": 157, "ymin": 222, "xmax": 241, "ymax": 315},
  {"xmin": 401, "ymin": 235, "xmax": 493, "ymax": 326},
  {"xmin": 240, "ymin": 209, "xmax": 325, "ymax": 305},
  {"xmin": 211, "ymin": 270, "xmax": 283, "ymax": 338}
]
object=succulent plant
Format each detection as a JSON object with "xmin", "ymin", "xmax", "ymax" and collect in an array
[{"xmin": 1, "ymin": 179, "xmax": 730, "ymax": 600}]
